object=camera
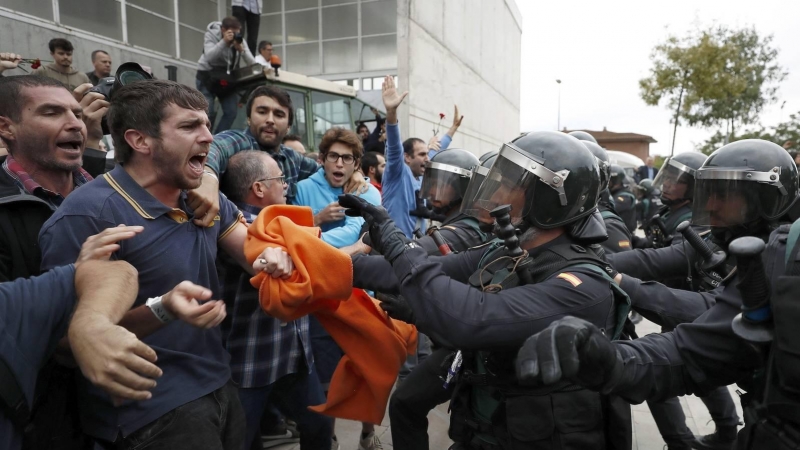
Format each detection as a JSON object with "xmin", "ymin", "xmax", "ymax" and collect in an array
[
  {"xmin": 234, "ymin": 33, "xmax": 244, "ymax": 44},
  {"xmin": 88, "ymin": 62, "xmax": 152, "ymax": 134}
]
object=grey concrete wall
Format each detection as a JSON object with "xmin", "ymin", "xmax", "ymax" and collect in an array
[
  {"xmin": 0, "ymin": 14, "xmax": 197, "ymax": 86},
  {"xmin": 397, "ymin": 0, "xmax": 522, "ymax": 157}
]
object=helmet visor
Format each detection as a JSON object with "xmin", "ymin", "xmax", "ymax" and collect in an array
[
  {"xmin": 468, "ymin": 143, "xmax": 569, "ymax": 227},
  {"xmin": 420, "ymin": 162, "xmax": 472, "ymax": 210},
  {"xmin": 653, "ymin": 157, "xmax": 695, "ymax": 203},
  {"xmin": 691, "ymin": 167, "xmax": 789, "ymax": 227},
  {"xmin": 460, "ymin": 165, "xmax": 490, "ymax": 218}
]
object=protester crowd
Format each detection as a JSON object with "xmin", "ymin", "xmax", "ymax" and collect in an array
[{"xmin": 2, "ymin": 13, "xmax": 800, "ymax": 450}]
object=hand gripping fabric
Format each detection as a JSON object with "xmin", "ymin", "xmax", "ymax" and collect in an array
[{"xmin": 244, "ymin": 204, "xmax": 418, "ymax": 424}]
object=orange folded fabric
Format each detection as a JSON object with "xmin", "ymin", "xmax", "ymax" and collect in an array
[{"xmin": 245, "ymin": 205, "xmax": 418, "ymax": 424}]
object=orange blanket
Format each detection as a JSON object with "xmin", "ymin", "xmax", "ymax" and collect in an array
[{"xmin": 244, "ymin": 205, "xmax": 418, "ymax": 424}]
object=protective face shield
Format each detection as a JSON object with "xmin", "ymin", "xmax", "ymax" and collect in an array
[
  {"xmin": 691, "ymin": 166, "xmax": 790, "ymax": 228},
  {"xmin": 470, "ymin": 143, "xmax": 572, "ymax": 228},
  {"xmin": 653, "ymin": 157, "xmax": 696, "ymax": 205},
  {"xmin": 461, "ymin": 152, "xmax": 498, "ymax": 223},
  {"xmin": 420, "ymin": 161, "xmax": 473, "ymax": 215}
]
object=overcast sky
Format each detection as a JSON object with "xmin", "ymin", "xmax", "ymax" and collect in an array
[{"xmin": 516, "ymin": 0, "xmax": 800, "ymax": 156}]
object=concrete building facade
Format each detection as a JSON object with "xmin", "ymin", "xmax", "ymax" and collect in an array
[{"xmin": 0, "ymin": 0, "xmax": 521, "ymax": 155}]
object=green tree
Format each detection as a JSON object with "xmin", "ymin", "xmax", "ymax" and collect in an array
[
  {"xmin": 695, "ymin": 110, "xmax": 800, "ymax": 155},
  {"xmin": 640, "ymin": 25, "xmax": 786, "ymax": 155}
]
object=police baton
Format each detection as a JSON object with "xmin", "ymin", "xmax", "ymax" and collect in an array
[
  {"xmin": 430, "ymin": 228, "xmax": 452, "ymax": 255},
  {"xmin": 729, "ymin": 236, "xmax": 774, "ymax": 344},
  {"xmin": 676, "ymin": 221, "xmax": 726, "ymax": 272}
]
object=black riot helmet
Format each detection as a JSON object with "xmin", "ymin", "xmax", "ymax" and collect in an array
[
  {"xmin": 420, "ymin": 148, "xmax": 480, "ymax": 216},
  {"xmin": 581, "ymin": 141, "xmax": 610, "ymax": 193},
  {"xmin": 469, "ymin": 131, "xmax": 601, "ymax": 230},
  {"xmin": 653, "ymin": 152, "xmax": 707, "ymax": 206},
  {"xmin": 692, "ymin": 139, "xmax": 799, "ymax": 231},
  {"xmin": 636, "ymin": 178, "xmax": 658, "ymax": 198},
  {"xmin": 568, "ymin": 130, "xmax": 598, "ymax": 144},
  {"xmin": 608, "ymin": 164, "xmax": 628, "ymax": 191},
  {"xmin": 461, "ymin": 150, "xmax": 499, "ymax": 219}
]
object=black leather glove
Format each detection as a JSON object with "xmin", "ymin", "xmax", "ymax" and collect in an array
[
  {"xmin": 376, "ymin": 292, "xmax": 415, "ymax": 324},
  {"xmin": 339, "ymin": 194, "xmax": 412, "ymax": 262},
  {"xmin": 515, "ymin": 316, "xmax": 623, "ymax": 392}
]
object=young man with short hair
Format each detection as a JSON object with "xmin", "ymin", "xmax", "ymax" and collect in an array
[
  {"xmin": 34, "ymin": 38, "xmax": 91, "ymax": 91},
  {"xmin": 86, "ymin": 50, "xmax": 112, "ymax": 86},
  {"xmin": 294, "ymin": 128, "xmax": 380, "ymax": 247},
  {"xmin": 38, "ymin": 80, "xmax": 277, "ymax": 450},
  {"xmin": 361, "ymin": 151, "xmax": 385, "ymax": 194}
]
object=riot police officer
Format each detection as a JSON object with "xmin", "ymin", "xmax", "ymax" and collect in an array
[
  {"xmin": 635, "ymin": 152, "xmax": 707, "ymax": 249},
  {"xmin": 582, "ymin": 141, "xmax": 633, "ymax": 254},
  {"xmin": 635, "ymin": 178, "xmax": 662, "ymax": 232},
  {"xmin": 516, "ymin": 139, "xmax": 800, "ymax": 450},
  {"xmin": 341, "ymin": 131, "xmax": 630, "ymax": 449},
  {"xmin": 609, "ymin": 164, "xmax": 638, "ymax": 233},
  {"xmin": 417, "ymin": 148, "xmax": 488, "ymax": 254},
  {"xmin": 385, "ymin": 149, "xmax": 497, "ymax": 450}
]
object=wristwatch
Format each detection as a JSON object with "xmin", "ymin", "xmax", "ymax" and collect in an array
[{"xmin": 146, "ymin": 296, "xmax": 175, "ymax": 323}]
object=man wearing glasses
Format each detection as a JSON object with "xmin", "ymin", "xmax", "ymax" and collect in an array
[
  {"xmin": 294, "ymin": 128, "xmax": 381, "ymax": 248},
  {"xmin": 218, "ymin": 150, "xmax": 334, "ymax": 450}
]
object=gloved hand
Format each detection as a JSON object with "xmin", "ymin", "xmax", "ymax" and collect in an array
[
  {"xmin": 515, "ymin": 316, "xmax": 623, "ymax": 392},
  {"xmin": 339, "ymin": 194, "xmax": 412, "ymax": 262},
  {"xmin": 376, "ymin": 292, "xmax": 415, "ymax": 324}
]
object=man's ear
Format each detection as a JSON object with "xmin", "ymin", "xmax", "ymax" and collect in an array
[
  {"xmin": 123, "ymin": 129, "xmax": 154, "ymax": 157},
  {"xmin": 404, "ymin": 152, "xmax": 412, "ymax": 164},
  {"xmin": 0, "ymin": 117, "xmax": 16, "ymax": 146},
  {"xmin": 251, "ymin": 181, "xmax": 265, "ymax": 199}
]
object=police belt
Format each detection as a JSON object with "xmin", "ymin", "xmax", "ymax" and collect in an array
[{"xmin": 458, "ymin": 368, "xmax": 583, "ymax": 396}]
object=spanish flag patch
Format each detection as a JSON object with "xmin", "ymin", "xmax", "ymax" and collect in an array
[
  {"xmin": 618, "ymin": 240, "xmax": 631, "ymax": 248},
  {"xmin": 557, "ymin": 272, "xmax": 582, "ymax": 287}
]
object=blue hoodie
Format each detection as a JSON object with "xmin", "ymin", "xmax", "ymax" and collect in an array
[{"xmin": 293, "ymin": 167, "xmax": 382, "ymax": 249}]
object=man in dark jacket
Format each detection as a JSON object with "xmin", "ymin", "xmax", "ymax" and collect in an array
[
  {"xmin": 635, "ymin": 156, "xmax": 659, "ymax": 182},
  {"xmin": 0, "ymin": 75, "xmax": 98, "ymax": 281}
]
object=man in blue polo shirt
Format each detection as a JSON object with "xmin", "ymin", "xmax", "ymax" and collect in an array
[{"xmin": 38, "ymin": 80, "xmax": 267, "ymax": 450}]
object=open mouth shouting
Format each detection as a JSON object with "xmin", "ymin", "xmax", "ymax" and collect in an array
[
  {"xmin": 330, "ymin": 170, "xmax": 346, "ymax": 186},
  {"xmin": 55, "ymin": 138, "xmax": 83, "ymax": 156},
  {"xmin": 188, "ymin": 151, "xmax": 208, "ymax": 177}
]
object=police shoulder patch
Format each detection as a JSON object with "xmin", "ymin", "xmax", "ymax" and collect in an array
[
  {"xmin": 618, "ymin": 240, "xmax": 631, "ymax": 248},
  {"xmin": 556, "ymin": 272, "xmax": 582, "ymax": 287}
]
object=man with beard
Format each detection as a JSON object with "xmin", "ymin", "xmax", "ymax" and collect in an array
[
  {"xmin": 38, "ymin": 80, "xmax": 281, "ymax": 450},
  {"xmin": 191, "ymin": 86, "xmax": 366, "ymax": 228},
  {"xmin": 361, "ymin": 151, "xmax": 385, "ymax": 194}
]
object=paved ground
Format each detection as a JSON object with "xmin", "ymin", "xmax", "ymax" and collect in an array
[{"xmin": 269, "ymin": 318, "xmax": 742, "ymax": 450}]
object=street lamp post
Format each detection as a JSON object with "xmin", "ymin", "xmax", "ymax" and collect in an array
[{"xmin": 556, "ymin": 79, "xmax": 562, "ymax": 131}]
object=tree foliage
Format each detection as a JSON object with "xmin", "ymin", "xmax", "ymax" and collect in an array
[
  {"xmin": 696, "ymin": 110, "xmax": 800, "ymax": 155},
  {"xmin": 640, "ymin": 25, "xmax": 786, "ymax": 139}
]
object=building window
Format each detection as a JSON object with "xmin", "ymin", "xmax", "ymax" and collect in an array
[
  {"xmin": 321, "ymin": 4, "xmax": 357, "ymax": 40},
  {"xmin": 126, "ymin": 5, "xmax": 175, "ymax": 55},
  {"xmin": 322, "ymin": 39, "xmax": 358, "ymax": 74},
  {"xmin": 362, "ymin": 34, "xmax": 396, "ymax": 71},
  {"xmin": 3, "ymin": 0, "xmax": 54, "ymax": 21},
  {"xmin": 361, "ymin": 0, "xmax": 397, "ymax": 36},
  {"xmin": 285, "ymin": 9, "xmax": 319, "ymax": 43},
  {"xmin": 286, "ymin": 42, "xmax": 320, "ymax": 74},
  {"xmin": 60, "ymin": 0, "xmax": 123, "ymax": 41}
]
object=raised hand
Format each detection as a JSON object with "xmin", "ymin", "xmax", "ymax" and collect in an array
[{"xmin": 382, "ymin": 75, "xmax": 408, "ymax": 124}]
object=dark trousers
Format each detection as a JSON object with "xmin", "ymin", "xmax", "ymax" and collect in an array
[
  {"xmin": 231, "ymin": 6, "xmax": 260, "ymax": 57},
  {"xmin": 390, "ymin": 348, "xmax": 454, "ymax": 450},
  {"xmin": 113, "ymin": 383, "xmax": 245, "ymax": 450},
  {"xmin": 700, "ymin": 386, "xmax": 740, "ymax": 428},
  {"xmin": 649, "ymin": 386, "xmax": 739, "ymax": 446},
  {"xmin": 238, "ymin": 364, "xmax": 333, "ymax": 450},
  {"xmin": 648, "ymin": 396, "xmax": 695, "ymax": 446}
]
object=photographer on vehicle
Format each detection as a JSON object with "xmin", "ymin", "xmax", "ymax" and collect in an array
[{"xmin": 196, "ymin": 16, "xmax": 256, "ymax": 134}]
